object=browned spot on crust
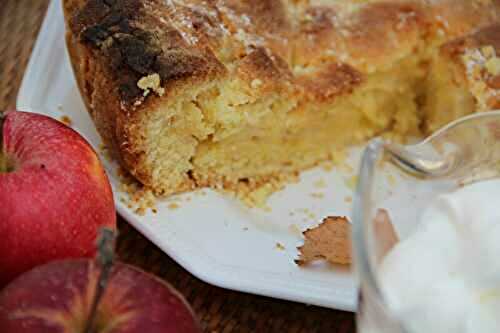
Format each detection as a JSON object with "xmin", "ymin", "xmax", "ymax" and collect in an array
[
  {"xmin": 473, "ymin": 24, "xmax": 500, "ymax": 53},
  {"xmin": 69, "ymin": 0, "xmax": 218, "ymax": 104},
  {"xmin": 301, "ymin": 7, "xmax": 336, "ymax": 34},
  {"xmin": 237, "ymin": 47, "xmax": 292, "ymax": 91},
  {"xmin": 60, "ymin": 115, "xmax": 73, "ymax": 126},
  {"xmin": 297, "ymin": 63, "xmax": 362, "ymax": 102},
  {"xmin": 488, "ymin": 75, "xmax": 500, "ymax": 89},
  {"xmin": 351, "ymin": 2, "xmax": 424, "ymax": 33},
  {"xmin": 224, "ymin": 0, "xmax": 290, "ymax": 34},
  {"xmin": 69, "ymin": 0, "xmax": 141, "ymax": 35},
  {"xmin": 440, "ymin": 38, "xmax": 467, "ymax": 59},
  {"xmin": 442, "ymin": 23, "xmax": 500, "ymax": 58}
]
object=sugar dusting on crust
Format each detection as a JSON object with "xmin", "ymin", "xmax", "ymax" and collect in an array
[
  {"xmin": 462, "ymin": 45, "xmax": 500, "ymax": 110},
  {"xmin": 66, "ymin": 0, "xmax": 500, "ymax": 209},
  {"xmin": 163, "ymin": 0, "xmax": 200, "ymax": 45}
]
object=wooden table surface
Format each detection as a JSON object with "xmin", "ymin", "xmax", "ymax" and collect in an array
[{"xmin": 0, "ymin": 1, "xmax": 356, "ymax": 331}]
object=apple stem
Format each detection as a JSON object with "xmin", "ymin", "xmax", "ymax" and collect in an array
[{"xmin": 84, "ymin": 228, "xmax": 117, "ymax": 333}]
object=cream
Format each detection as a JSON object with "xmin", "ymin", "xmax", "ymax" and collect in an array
[{"xmin": 378, "ymin": 179, "xmax": 500, "ymax": 333}]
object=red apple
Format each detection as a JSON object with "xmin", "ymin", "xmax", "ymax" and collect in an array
[
  {"xmin": 0, "ymin": 259, "xmax": 201, "ymax": 333},
  {"xmin": 0, "ymin": 110, "xmax": 116, "ymax": 285}
]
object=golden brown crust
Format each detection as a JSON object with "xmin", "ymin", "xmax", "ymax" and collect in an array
[
  {"xmin": 67, "ymin": 0, "xmax": 223, "ymax": 105},
  {"xmin": 63, "ymin": 0, "xmax": 500, "ymax": 195},
  {"xmin": 440, "ymin": 23, "xmax": 500, "ymax": 109},
  {"xmin": 64, "ymin": 0, "xmax": 228, "ymax": 188},
  {"xmin": 441, "ymin": 24, "xmax": 500, "ymax": 58},
  {"xmin": 66, "ymin": 24, "xmax": 133, "ymax": 172},
  {"xmin": 296, "ymin": 63, "xmax": 362, "ymax": 103},
  {"xmin": 65, "ymin": 0, "xmax": 500, "ymax": 103}
]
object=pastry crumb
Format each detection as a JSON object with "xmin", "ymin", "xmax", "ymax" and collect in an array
[
  {"xmin": 251, "ymin": 78, "xmax": 263, "ymax": 88},
  {"xmin": 344, "ymin": 175, "xmax": 358, "ymax": 190},
  {"xmin": 481, "ymin": 45, "xmax": 496, "ymax": 58},
  {"xmin": 387, "ymin": 174, "xmax": 396, "ymax": 186},
  {"xmin": 168, "ymin": 202, "xmax": 180, "ymax": 210},
  {"xmin": 313, "ymin": 179, "xmax": 327, "ymax": 188},
  {"xmin": 98, "ymin": 143, "xmax": 113, "ymax": 162},
  {"xmin": 321, "ymin": 162, "xmax": 334, "ymax": 171},
  {"xmin": 276, "ymin": 242, "xmax": 286, "ymax": 250},
  {"xmin": 296, "ymin": 208, "xmax": 316, "ymax": 220},
  {"xmin": 296, "ymin": 216, "xmax": 352, "ymax": 266},
  {"xmin": 310, "ymin": 192, "xmax": 325, "ymax": 199},
  {"xmin": 344, "ymin": 196, "xmax": 352, "ymax": 203},
  {"xmin": 137, "ymin": 73, "xmax": 165, "ymax": 97},
  {"xmin": 118, "ymin": 167, "xmax": 157, "ymax": 215},
  {"xmin": 60, "ymin": 115, "xmax": 72, "ymax": 126},
  {"xmin": 263, "ymin": 206, "xmax": 272, "ymax": 212},
  {"xmin": 485, "ymin": 57, "xmax": 500, "ymax": 76}
]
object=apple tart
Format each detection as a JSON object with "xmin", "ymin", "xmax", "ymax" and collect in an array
[{"xmin": 63, "ymin": 0, "xmax": 500, "ymax": 198}]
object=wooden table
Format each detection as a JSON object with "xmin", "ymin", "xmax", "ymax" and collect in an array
[{"xmin": 0, "ymin": 1, "xmax": 356, "ymax": 331}]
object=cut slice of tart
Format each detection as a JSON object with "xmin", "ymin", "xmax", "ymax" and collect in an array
[{"xmin": 63, "ymin": 0, "xmax": 500, "ymax": 198}]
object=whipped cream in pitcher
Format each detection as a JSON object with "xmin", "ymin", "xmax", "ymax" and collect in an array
[{"xmin": 376, "ymin": 179, "xmax": 500, "ymax": 333}]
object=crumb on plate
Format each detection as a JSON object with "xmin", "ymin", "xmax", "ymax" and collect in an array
[
  {"xmin": 60, "ymin": 115, "xmax": 72, "ymax": 126},
  {"xmin": 313, "ymin": 179, "xmax": 327, "ymax": 188},
  {"xmin": 310, "ymin": 192, "xmax": 325, "ymax": 199},
  {"xmin": 295, "ymin": 216, "xmax": 352, "ymax": 266},
  {"xmin": 118, "ymin": 166, "xmax": 157, "ymax": 215},
  {"xmin": 168, "ymin": 202, "xmax": 180, "ymax": 210},
  {"xmin": 276, "ymin": 242, "xmax": 286, "ymax": 250},
  {"xmin": 344, "ymin": 175, "xmax": 358, "ymax": 190}
]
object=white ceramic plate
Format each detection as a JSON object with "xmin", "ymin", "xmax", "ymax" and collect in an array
[{"xmin": 17, "ymin": 0, "xmax": 377, "ymax": 311}]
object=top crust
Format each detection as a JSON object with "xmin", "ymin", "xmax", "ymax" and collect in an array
[
  {"xmin": 63, "ymin": 0, "xmax": 500, "ymax": 193},
  {"xmin": 65, "ymin": 0, "xmax": 500, "ymax": 107},
  {"xmin": 67, "ymin": 0, "xmax": 224, "ymax": 105},
  {"xmin": 441, "ymin": 23, "xmax": 500, "ymax": 109}
]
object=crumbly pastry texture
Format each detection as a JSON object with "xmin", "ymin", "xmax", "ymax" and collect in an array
[
  {"xmin": 296, "ymin": 216, "xmax": 352, "ymax": 266},
  {"xmin": 63, "ymin": 0, "xmax": 500, "ymax": 199}
]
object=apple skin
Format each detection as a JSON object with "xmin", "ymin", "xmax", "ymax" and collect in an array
[
  {"xmin": 0, "ymin": 259, "xmax": 202, "ymax": 333},
  {"xmin": 0, "ymin": 110, "xmax": 116, "ymax": 285}
]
